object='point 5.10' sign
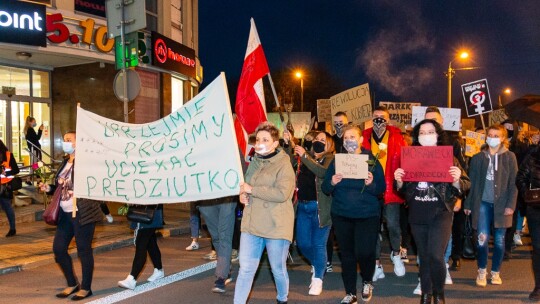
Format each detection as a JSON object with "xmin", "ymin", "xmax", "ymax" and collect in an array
[{"xmin": 47, "ymin": 13, "xmax": 114, "ymax": 53}]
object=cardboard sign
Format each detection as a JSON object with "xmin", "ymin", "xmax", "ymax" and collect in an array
[
  {"xmin": 317, "ymin": 99, "xmax": 332, "ymax": 122},
  {"xmin": 461, "ymin": 79, "xmax": 493, "ymax": 117},
  {"xmin": 379, "ymin": 101, "xmax": 420, "ymax": 129},
  {"xmin": 488, "ymin": 108, "xmax": 508, "ymax": 126},
  {"xmin": 461, "ymin": 118, "xmax": 476, "ymax": 133},
  {"xmin": 335, "ymin": 154, "xmax": 369, "ymax": 179},
  {"xmin": 401, "ymin": 146, "xmax": 454, "ymax": 182},
  {"xmin": 330, "ymin": 83, "xmax": 372, "ymax": 126},
  {"xmin": 266, "ymin": 112, "xmax": 311, "ymax": 139},
  {"xmin": 465, "ymin": 131, "xmax": 486, "ymax": 157},
  {"xmin": 73, "ymin": 73, "xmax": 244, "ymax": 204},
  {"xmin": 411, "ymin": 106, "xmax": 461, "ymax": 131}
]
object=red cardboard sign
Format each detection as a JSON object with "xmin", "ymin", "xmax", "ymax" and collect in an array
[{"xmin": 401, "ymin": 146, "xmax": 454, "ymax": 183}]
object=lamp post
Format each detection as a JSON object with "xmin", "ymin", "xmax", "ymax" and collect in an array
[
  {"xmin": 446, "ymin": 51, "xmax": 469, "ymax": 108},
  {"xmin": 295, "ymin": 71, "xmax": 304, "ymax": 112},
  {"xmin": 498, "ymin": 88, "xmax": 512, "ymax": 107}
]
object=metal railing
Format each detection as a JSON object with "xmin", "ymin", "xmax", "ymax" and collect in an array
[{"xmin": 18, "ymin": 141, "xmax": 63, "ymax": 185}]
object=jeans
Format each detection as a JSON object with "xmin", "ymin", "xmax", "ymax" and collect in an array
[
  {"xmin": 131, "ymin": 228, "xmax": 162, "ymax": 278},
  {"xmin": 53, "ymin": 211, "xmax": 96, "ymax": 290},
  {"xmin": 189, "ymin": 202, "xmax": 200, "ymax": 239},
  {"xmin": 528, "ymin": 206, "xmax": 540, "ymax": 289},
  {"xmin": 332, "ymin": 214, "xmax": 379, "ymax": 295},
  {"xmin": 295, "ymin": 201, "xmax": 331, "ymax": 279},
  {"xmin": 199, "ymin": 201, "xmax": 236, "ymax": 279},
  {"xmin": 0, "ymin": 197, "xmax": 15, "ymax": 230},
  {"xmin": 234, "ymin": 233, "xmax": 290, "ymax": 303},
  {"xmin": 411, "ymin": 208, "xmax": 453, "ymax": 295},
  {"xmin": 445, "ymin": 235, "xmax": 452, "ymax": 264},
  {"xmin": 477, "ymin": 201, "xmax": 506, "ymax": 272}
]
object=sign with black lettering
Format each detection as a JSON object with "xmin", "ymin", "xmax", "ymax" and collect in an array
[
  {"xmin": 330, "ymin": 83, "xmax": 372, "ymax": 127},
  {"xmin": 75, "ymin": 0, "xmax": 106, "ymax": 18},
  {"xmin": 461, "ymin": 79, "xmax": 493, "ymax": 117},
  {"xmin": 379, "ymin": 101, "xmax": 420, "ymax": 129},
  {"xmin": 0, "ymin": 0, "xmax": 46, "ymax": 46},
  {"xmin": 151, "ymin": 31, "xmax": 196, "ymax": 78}
]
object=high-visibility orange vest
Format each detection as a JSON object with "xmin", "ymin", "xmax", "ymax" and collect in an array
[{"xmin": 1, "ymin": 151, "xmax": 14, "ymax": 184}]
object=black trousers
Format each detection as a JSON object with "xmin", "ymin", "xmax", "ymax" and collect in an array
[
  {"xmin": 451, "ymin": 209, "xmax": 466, "ymax": 260},
  {"xmin": 332, "ymin": 214, "xmax": 379, "ymax": 295},
  {"xmin": 326, "ymin": 226, "xmax": 336, "ymax": 264},
  {"xmin": 411, "ymin": 209, "xmax": 453, "ymax": 295},
  {"xmin": 53, "ymin": 211, "xmax": 96, "ymax": 291},
  {"xmin": 528, "ymin": 206, "xmax": 540, "ymax": 289},
  {"xmin": 131, "ymin": 228, "xmax": 162, "ymax": 278}
]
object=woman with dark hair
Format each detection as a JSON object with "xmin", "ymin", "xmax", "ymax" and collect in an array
[
  {"xmin": 234, "ymin": 122, "xmax": 296, "ymax": 304},
  {"xmin": 24, "ymin": 116, "xmax": 43, "ymax": 162},
  {"xmin": 322, "ymin": 125, "xmax": 386, "ymax": 303},
  {"xmin": 464, "ymin": 124, "xmax": 518, "ymax": 288},
  {"xmin": 285, "ymin": 131, "xmax": 335, "ymax": 296},
  {"xmin": 0, "ymin": 139, "xmax": 20, "ymax": 237},
  {"xmin": 40, "ymin": 131, "xmax": 103, "ymax": 300},
  {"xmin": 394, "ymin": 119, "xmax": 469, "ymax": 304}
]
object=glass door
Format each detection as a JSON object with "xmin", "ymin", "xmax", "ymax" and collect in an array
[
  {"xmin": 11, "ymin": 101, "xmax": 30, "ymax": 164},
  {"xmin": 32, "ymin": 102, "xmax": 52, "ymax": 163},
  {"xmin": 0, "ymin": 100, "xmax": 6, "ymax": 145}
]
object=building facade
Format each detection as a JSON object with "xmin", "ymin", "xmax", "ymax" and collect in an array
[{"xmin": 0, "ymin": 0, "xmax": 202, "ymax": 163}]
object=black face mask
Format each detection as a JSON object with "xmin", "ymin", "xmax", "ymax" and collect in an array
[
  {"xmin": 303, "ymin": 140, "xmax": 312, "ymax": 151},
  {"xmin": 506, "ymin": 129, "xmax": 514, "ymax": 138},
  {"xmin": 312, "ymin": 141, "xmax": 326, "ymax": 153}
]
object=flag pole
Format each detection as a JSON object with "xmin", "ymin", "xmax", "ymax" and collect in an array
[{"xmin": 267, "ymin": 74, "xmax": 285, "ymax": 124}]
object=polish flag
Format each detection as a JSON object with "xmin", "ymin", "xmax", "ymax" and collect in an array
[{"xmin": 234, "ymin": 18, "xmax": 270, "ymax": 158}]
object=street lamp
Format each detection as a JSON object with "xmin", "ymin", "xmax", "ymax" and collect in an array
[
  {"xmin": 499, "ymin": 87, "xmax": 512, "ymax": 107},
  {"xmin": 295, "ymin": 71, "xmax": 304, "ymax": 112},
  {"xmin": 446, "ymin": 51, "xmax": 469, "ymax": 108}
]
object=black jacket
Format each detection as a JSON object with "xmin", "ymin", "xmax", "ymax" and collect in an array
[
  {"xmin": 517, "ymin": 146, "xmax": 540, "ymax": 198},
  {"xmin": 25, "ymin": 128, "xmax": 42, "ymax": 149}
]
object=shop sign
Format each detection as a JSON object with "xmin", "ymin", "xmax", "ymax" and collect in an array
[
  {"xmin": 75, "ymin": 0, "xmax": 106, "ymax": 18},
  {"xmin": 151, "ymin": 31, "xmax": 196, "ymax": 78},
  {"xmin": 0, "ymin": 1, "xmax": 46, "ymax": 46},
  {"xmin": 46, "ymin": 12, "xmax": 114, "ymax": 53}
]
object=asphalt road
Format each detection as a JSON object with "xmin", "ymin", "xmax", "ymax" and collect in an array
[{"xmin": 0, "ymin": 234, "xmax": 536, "ymax": 304}]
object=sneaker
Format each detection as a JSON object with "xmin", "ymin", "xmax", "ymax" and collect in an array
[
  {"xmin": 476, "ymin": 268, "xmax": 487, "ymax": 287},
  {"xmin": 400, "ymin": 248, "xmax": 409, "ymax": 263},
  {"xmin": 185, "ymin": 240, "xmax": 200, "ymax": 251},
  {"xmin": 361, "ymin": 282, "xmax": 373, "ymax": 302},
  {"xmin": 413, "ymin": 278, "xmax": 422, "ymax": 295},
  {"xmin": 391, "ymin": 252, "xmax": 406, "ymax": 277},
  {"xmin": 308, "ymin": 278, "xmax": 323, "ymax": 296},
  {"xmin": 372, "ymin": 265, "xmax": 385, "ymax": 282},
  {"xmin": 147, "ymin": 268, "xmax": 164, "ymax": 282},
  {"xmin": 340, "ymin": 293, "xmax": 358, "ymax": 304},
  {"xmin": 204, "ymin": 250, "xmax": 217, "ymax": 260},
  {"xmin": 231, "ymin": 249, "xmax": 239, "ymax": 262},
  {"xmin": 105, "ymin": 214, "xmax": 114, "ymax": 223},
  {"xmin": 224, "ymin": 276, "xmax": 233, "ymax": 285},
  {"xmin": 212, "ymin": 277, "xmax": 226, "ymax": 293},
  {"xmin": 514, "ymin": 233, "xmax": 523, "ymax": 246},
  {"xmin": 326, "ymin": 262, "xmax": 333, "ymax": 273},
  {"xmin": 445, "ymin": 263, "xmax": 453, "ymax": 285},
  {"xmin": 118, "ymin": 275, "xmax": 136, "ymax": 290},
  {"xmin": 491, "ymin": 271, "xmax": 502, "ymax": 285}
]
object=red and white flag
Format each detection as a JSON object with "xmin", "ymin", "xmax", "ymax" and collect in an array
[{"xmin": 234, "ymin": 18, "xmax": 270, "ymax": 158}]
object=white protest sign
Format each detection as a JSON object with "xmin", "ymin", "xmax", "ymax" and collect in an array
[
  {"xmin": 73, "ymin": 73, "xmax": 243, "ymax": 204},
  {"xmin": 488, "ymin": 108, "xmax": 508, "ymax": 126},
  {"xmin": 465, "ymin": 130, "xmax": 486, "ymax": 157},
  {"xmin": 335, "ymin": 154, "xmax": 369, "ymax": 179},
  {"xmin": 411, "ymin": 106, "xmax": 461, "ymax": 131},
  {"xmin": 330, "ymin": 83, "xmax": 372, "ymax": 126}
]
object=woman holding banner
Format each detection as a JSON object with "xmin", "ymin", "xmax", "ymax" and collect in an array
[
  {"xmin": 464, "ymin": 124, "xmax": 518, "ymax": 288},
  {"xmin": 394, "ymin": 119, "xmax": 469, "ymax": 304},
  {"xmin": 322, "ymin": 125, "xmax": 386, "ymax": 304},
  {"xmin": 285, "ymin": 131, "xmax": 335, "ymax": 296},
  {"xmin": 234, "ymin": 122, "xmax": 296, "ymax": 304},
  {"xmin": 40, "ymin": 131, "xmax": 103, "ymax": 301}
]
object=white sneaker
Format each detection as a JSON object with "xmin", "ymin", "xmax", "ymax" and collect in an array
[
  {"xmin": 413, "ymin": 279, "xmax": 422, "ymax": 295},
  {"xmin": 147, "ymin": 268, "xmax": 164, "ymax": 282},
  {"xmin": 445, "ymin": 263, "xmax": 453, "ymax": 285},
  {"xmin": 476, "ymin": 268, "xmax": 487, "ymax": 287},
  {"xmin": 372, "ymin": 265, "xmax": 385, "ymax": 282},
  {"xmin": 203, "ymin": 250, "xmax": 217, "ymax": 260},
  {"xmin": 514, "ymin": 233, "xmax": 523, "ymax": 246},
  {"xmin": 185, "ymin": 240, "xmax": 200, "ymax": 251},
  {"xmin": 491, "ymin": 271, "xmax": 502, "ymax": 285},
  {"xmin": 105, "ymin": 214, "xmax": 114, "ymax": 223},
  {"xmin": 391, "ymin": 253, "xmax": 406, "ymax": 277},
  {"xmin": 118, "ymin": 275, "xmax": 136, "ymax": 290},
  {"xmin": 308, "ymin": 278, "xmax": 323, "ymax": 296}
]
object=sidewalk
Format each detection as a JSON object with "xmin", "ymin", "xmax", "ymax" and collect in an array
[{"xmin": 0, "ymin": 203, "xmax": 191, "ymax": 276}]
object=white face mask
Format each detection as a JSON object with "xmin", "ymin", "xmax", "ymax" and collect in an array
[
  {"xmin": 255, "ymin": 143, "xmax": 272, "ymax": 156},
  {"xmin": 62, "ymin": 141, "xmax": 75, "ymax": 154},
  {"xmin": 418, "ymin": 134, "xmax": 438, "ymax": 146},
  {"xmin": 486, "ymin": 137, "xmax": 501, "ymax": 148}
]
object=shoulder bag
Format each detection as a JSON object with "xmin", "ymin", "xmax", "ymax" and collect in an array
[
  {"xmin": 126, "ymin": 205, "xmax": 157, "ymax": 224},
  {"xmin": 43, "ymin": 186, "xmax": 63, "ymax": 225},
  {"xmin": 462, "ymin": 214, "xmax": 476, "ymax": 259},
  {"xmin": 524, "ymin": 184, "xmax": 540, "ymax": 206}
]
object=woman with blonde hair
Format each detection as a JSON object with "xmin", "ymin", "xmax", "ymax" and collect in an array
[
  {"xmin": 464, "ymin": 124, "xmax": 518, "ymax": 287},
  {"xmin": 24, "ymin": 116, "xmax": 43, "ymax": 162}
]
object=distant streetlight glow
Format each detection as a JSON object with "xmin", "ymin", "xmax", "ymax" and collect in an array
[
  {"xmin": 447, "ymin": 51, "xmax": 471, "ymax": 108},
  {"xmin": 294, "ymin": 70, "xmax": 304, "ymax": 111},
  {"xmin": 460, "ymin": 51, "xmax": 469, "ymax": 59},
  {"xmin": 295, "ymin": 71, "xmax": 303, "ymax": 79},
  {"xmin": 504, "ymin": 88, "xmax": 511, "ymax": 94}
]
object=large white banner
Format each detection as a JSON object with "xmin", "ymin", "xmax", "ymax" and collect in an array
[
  {"xmin": 330, "ymin": 83, "xmax": 372, "ymax": 126},
  {"xmin": 73, "ymin": 73, "xmax": 243, "ymax": 204},
  {"xmin": 412, "ymin": 106, "xmax": 462, "ymax": 132}
]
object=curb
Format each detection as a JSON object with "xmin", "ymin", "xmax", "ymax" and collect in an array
[{"xmin": 0, "ymin": 225, "xmax": 190, "ymax": 276}]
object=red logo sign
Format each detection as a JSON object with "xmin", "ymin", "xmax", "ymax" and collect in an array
[
  {"xmin": 151, "ymin": 32, "xmax": 196, "ymax": 78},
  {"xmin": 154, "ymin": 38, "xmax": 167, "ymax": 64}
]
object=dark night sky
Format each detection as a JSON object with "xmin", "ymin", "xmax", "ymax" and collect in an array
[{"xmin": 199, "ymin": 0, "xmax": 540, "ymax": 108}]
